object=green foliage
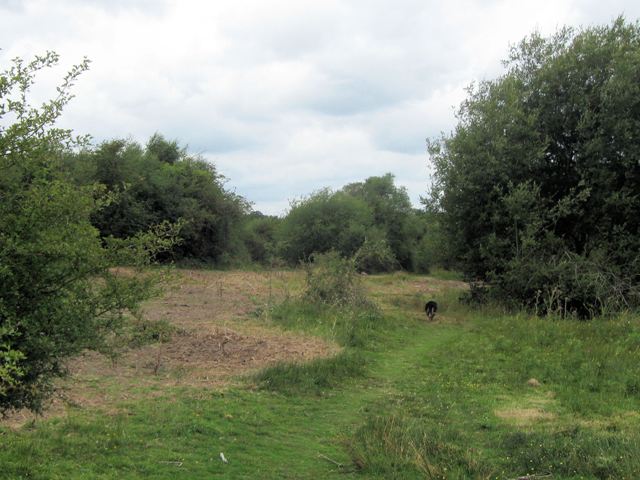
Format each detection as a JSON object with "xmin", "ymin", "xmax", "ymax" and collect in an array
[
  {"xmin": 412, "ymin": 212, "xmax": 451, "ymax": 274},
  {"xmin": 428, "ymin": 18, "xmax": 640, "ymax": 315},
  {"xmin": 303, "ymin": 251, "xmax": 371, "ymax": 308},
  {"xmin": 0, "ymin": 53, "xmax": 177, "ymax": 413},
  {"xmin": 64, "ymin": 135, "xmax": 249, "ymax": 264},
  {"xmin": 279, "ymin": 189, "xmax": 372, "ymax": 263},
  {"xmin": 353, "ymin": 236, "xmax": 398, "ymax": 273},
  {"xmin": 279, "ymin": 173, "xmax": 435, "ymax": 273},
  {"xmin": 125, "ymin": 317, "xmax": 176, "ymax": 348},
  {"xmin": 343, "ymin": 174, "xmax": 419, "ymax": 270},
  {"xmin": 241, "ymin": 212, "xmax": 281, "ymax": 264}
]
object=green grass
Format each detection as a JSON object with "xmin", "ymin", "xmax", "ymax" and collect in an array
[
  {"xmin": 346, "ymin": 310, "xmax": 640, "ymax": 479},
  {"xmin": 426, "ymin": 268, "xmax": 464, "ymax": 282},
  {"xmin": 254, "ymin": 350, "xmax": 367, "ymax": 395},
  {"xmin": 2, "ymin": 273, "xmax": 640, "ymax": 479}
]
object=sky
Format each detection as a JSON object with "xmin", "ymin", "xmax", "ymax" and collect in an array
[{"xmin": 2, "ymin": 0, "xmax": 639, "ymax": 215}]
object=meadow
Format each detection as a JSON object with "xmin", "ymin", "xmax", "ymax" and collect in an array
[{"xmin": 1, "ymin": 268, "xmax": 639, "ymax": 479}]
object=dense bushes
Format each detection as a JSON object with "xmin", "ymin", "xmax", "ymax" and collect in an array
[
  {"xmin": 428, "ymin": 18, "xmax": 640, "ymax": 316},
  {"xmin": 278, "ymin": 189, "xmax": 372, "ymax": 263}
]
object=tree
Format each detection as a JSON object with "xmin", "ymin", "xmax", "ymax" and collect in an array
[
  {"xmin": 65, "ymin": 134, "xmax": 249, "ymax": 263},
  {"xmin": 427, "ymin": 18, "xmax": 640, "ymax": 316},
  {"xmin": 0, "ymin": 53, "xmax": 176, "ymax": 413},
  {"xmin": 343, "ymin": 174, "xmax": 418, "ymax": 270},
  {"xmin": 279, "ymin": 189, "xmax": 373, "ymax": 263},
  {"xmin": 242, "ymin": 212, "xmax": 281, "ymax": 264}
]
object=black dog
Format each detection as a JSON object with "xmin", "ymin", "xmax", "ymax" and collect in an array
[{"xmin": 425, "ymin": 300, "xmax": 438, "ymax": 321}]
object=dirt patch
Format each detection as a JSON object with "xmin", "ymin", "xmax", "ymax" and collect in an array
[
  {"xmin": 495, "ymin": 393, "xmax": 557, "ymax": 426},
  {"xmin": 67, "ymin": 327, "xmax": 339, "ymax": 386},
  {"xmin": 495, "ymin": 407, "xmax": 556, "ymax": 425},
  {"xmin": 2, "ymin": 269, "xmax": 336, "ymax": 429}
]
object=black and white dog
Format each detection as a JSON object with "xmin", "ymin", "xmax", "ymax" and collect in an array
[{"xmin": 425, "ymin": 300, "xmax": 438, "ymax": 321}]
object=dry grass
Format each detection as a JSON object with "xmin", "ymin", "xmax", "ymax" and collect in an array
[
  {"xmin": 2, "ymin": 268, "xmax": 338, "ymax": 428},
  {"xmin": 3, "ymin": 270, "xmax": 466, "ymax": 428}
]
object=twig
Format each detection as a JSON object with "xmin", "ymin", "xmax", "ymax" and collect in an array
[
  {"xmin": 159, "ymin": 461, "xmax": 183, "ymax": 467},
  {"xmin": 317, "ymin": 453, "xmax": 343, "ymax": 468}
]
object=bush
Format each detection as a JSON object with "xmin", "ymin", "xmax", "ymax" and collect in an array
[
  {"xmin": 428, "ymin": 18, "xmax": 640, "ymax": 315},
  {"xmin": 303, "ymin": 251, "xmax": 372, "ymax": 308},
  {"xmin": 491, "ymin": 252, "xmax": 639, "ymax": 318},
  {"xmin": 0, "ymin": 53, "xmax": 177, "ymax": 413},
  {"xmin": 353, "ymin": 237, "xmax": 398, "ymax": 274},
  {"xmin": 279, "ymin": 189, "xmax": 372, "ymax": 263}
]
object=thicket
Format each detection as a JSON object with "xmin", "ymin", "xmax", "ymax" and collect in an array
[
  {"xmin": 428, "ymin": 17, "xmax": 640, "ymax": 317},
  {"xmin": 64, "ymin": 142, "xmax": 436, "ymax": 271}
]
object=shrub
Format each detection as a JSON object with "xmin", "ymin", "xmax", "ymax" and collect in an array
[
  {"xmin": 428, "ymin": 18, "xmax": 640, "ymax": 315},
  {"xmin": 303, "ymin": 251, "xmax": 372, "ymax": 308},
  {"xmin": 0, "ymin": 53, "xmax": 177, "ymax": 414},
  {"xmin": 353, "ymin": 237, "xmax": 398, "ymax": 274}
]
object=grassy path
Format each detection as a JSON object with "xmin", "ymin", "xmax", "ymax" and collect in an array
[{"xmin": 1, "ymin": 319, "xmax": 459, "ymax": 479}]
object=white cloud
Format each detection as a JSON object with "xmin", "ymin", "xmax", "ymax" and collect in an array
[{"xmin": 2, "ymin": 0, "xmax": 639, "ymax": 214}]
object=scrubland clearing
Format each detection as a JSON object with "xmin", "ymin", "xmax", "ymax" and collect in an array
[{"xmin": 2, "ymin": 269, "xmax": 639, "ymax": 479}]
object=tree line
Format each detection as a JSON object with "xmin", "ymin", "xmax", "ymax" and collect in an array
[{"xmin": 61, "ymin": 136, "xmax": 440, "ymax": 273}]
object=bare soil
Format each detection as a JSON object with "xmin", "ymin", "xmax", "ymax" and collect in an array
[{"xmin": 2, "ymin": 269, "xmax": 337, "ymax": 428}]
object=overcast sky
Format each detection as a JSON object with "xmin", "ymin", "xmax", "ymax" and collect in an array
[{"xmin": 2, "ymin": 0, "xmax": 639, "ymax": 215}]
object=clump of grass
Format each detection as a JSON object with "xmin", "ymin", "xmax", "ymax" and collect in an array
[
  {"xmin": 268, "ymin": 300, "xmax": 384, "ymax": 348},
  {"xmin": 254, "ymin": 350, "xmax": 366, "ymax": 395},
  {"xmin": 254, "ymin": 301, "xmax": 383, "ymax": 394},
  {"xmin": 348, "ymin": 414, "xmax": 493, "ymax": 478},
  {"xmin": 254, "ymin": 252, "xmax": 385, "ymax": 394}
]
